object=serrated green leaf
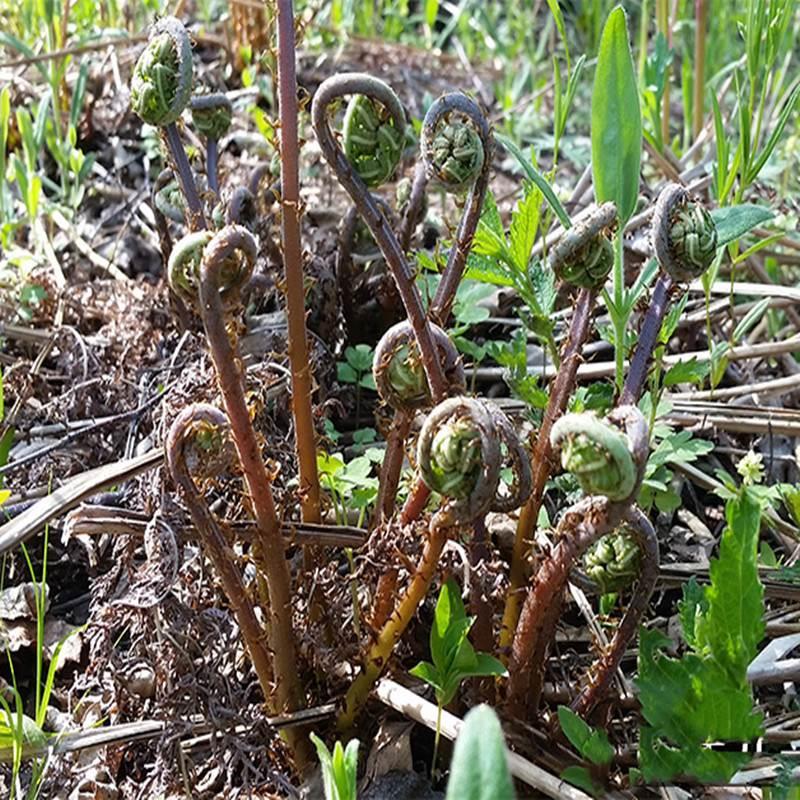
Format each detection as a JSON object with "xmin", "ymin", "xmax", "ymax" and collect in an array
[
  {"xmin": 509, "ymin": 181, "xmax": 543, "ymax": 272},
  {"xmin": 464, "ymin": 252, "xmax": 515, "ymax": 287},
  {"xmin": 677, "ymin": 577, "xmax": 708, "ymax": 651},
  {"xmin": 637, "ymin": 489, "xmax": 765, "ymax": 783},
  {"xmin": 446, "ymin": 706, "xmax": 515, "ymax": 800},
  {"xmin": 529, "ymin": 261, "xmax": 557, "ymax": 316},
  {"xmin": 591, "ymin": 6, "xmax": 641, "ymax": 223},
  {"xmin": 695, "ymin": 489, "xmax": 764, "ymax": 677},
  {"xmin": 639, "ymin": 726, "xmax": 750, "ymax": 784}
]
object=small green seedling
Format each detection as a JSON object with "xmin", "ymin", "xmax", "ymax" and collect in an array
[
  {"xmin": 557, "ymin": 706, "xmax": 614, "ymax": 797},
  {"xmin": 445, "ymin": 705, "xmax": 515, "ymax": 800},
  {"xmin": 337, "ymin": 344, "xmax": 376, "ymax": 390},
  {"xmin": 337, "ymin": 344, "xmax": 376, "ymax": 425},
  {"xmin": 410, "ymin": 578, "xmax": 507, "ymax": 774},
  {"xmin": 310, "ymin": 733, "xmax": 359, "ymax": 800}
]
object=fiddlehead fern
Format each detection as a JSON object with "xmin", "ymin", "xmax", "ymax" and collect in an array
[
  {"xmin": 312, "ymin": 73, "xmax": 448, "ymax": 400},
  {"xmin": 167, "ymin": 229, "xmax": 252, "ymax": 310},
  {"xmin": 130, "ymin": 16, "xmax": 206, "ymax": 229},
  {"xmin": 507, "ymin": 496, "xmax": 659, "ymax": 718},
  {"xmin": 619, "ymin": 185, "xmax": 718, "ymax": 406},
  {"xmin": 191, "ymin": 92, "xmax": 233, "ymax": 141},
  {"xmin": 166, "ymin": 405, "xmax": 276, "ymax": 703},
  {"xmin": 191, "ymin": 225, "xmax": 305, "ymax": 742},
  {"xmin": 583, "ymin": 527, "xmax": 642, "ymax": 593},
  {"xmin": 373, "ymin": 321, "xmax": 464, "ymax": 413},
  {"xmin": 500, "ymin": 205, "xmax": 618, "ymax": 649},
  {"xmin": 508, "ymin": 406, "xmax": 656, "ymax": 717},
  {"xmin": 191, "ymin": 92, "xmax": 233, "ymax": 195},
  {"xmin": 652, "ymin": 182, "xmax": 718, "ymax": 282},
  {"xmin": 549, "ymin": 202, "xmax": 617, "ymax": 289},
  {"xmin": 154, "ymin": 174, "xmax": 185, "ymax": 224},
  {"xmin": 421, "ymin": 93, "xmax": 493, "ymax": 324},
  {"xmin": 550, "ymin": 405, "xmax": 649, "ymax": 503},
  {"xmin": 418, "ymin": 397, "xmax": 531, "ymax": 523},
  {"xmin": 130, "ymin": 16, "xmax": 193, "ymax": 126},
  {"xmin": 342, "ymin": 93, "xmax": 405, "ymax": 188},
  {"xmin": 339, "ymin": 396, "xmax": 530, "ymax": 730}
]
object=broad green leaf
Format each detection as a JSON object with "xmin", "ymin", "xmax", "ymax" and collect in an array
[
  {"xmin": 310, "ymin": 734, "xmax": 359, "ymax": 800},
  {"xmin": 346, "ymin": 344, "xmax": 374, "ymax": 372},
  {"xmin": 561, "ymin": 765, "xmax": 602, "ymax": 796},
  {"xmin": 424, "ymin": 0, "xmax": 439, "ymax": 28},
  {"xmin": 409, "ymin": 660, "xmax": 443, "ymax": 694},
  {"xmin": 711, "ymin": 204, "xmax": 773, "ymax": 247},
  {"xmin": 431, "ymin": 578, "xmax": 469, "ymax": 669},
  {"xmin": 663, "ymin": 358, "xmax": 709, "ymax": 388},
  {"xmin": 591, "ymin": 6, "xmax": 641, "ymax": 223},
  {"xmin": 446, "ymin": 705, "xmax": 515, "ymax": 800},
  {"xmin": 456, "ymin": 652, "xmax": 507, "ymax": 681},
  {"xmin": 336, "ymin": 362, "xmax": 358, "ymax": 384},
  {"xmin": 558, "ymin": 706, "xmax": 614, "ymax": 765}
]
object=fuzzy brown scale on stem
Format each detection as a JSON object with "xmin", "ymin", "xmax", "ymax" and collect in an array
[{"xmin": 500, "ymin": 202, "xmax": 617, "ymax": 652}]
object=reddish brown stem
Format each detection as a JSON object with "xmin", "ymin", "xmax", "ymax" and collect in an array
[
  {"xmin": 276, "ymin": 0, "xmax": 322, "ymax": 525},
  {"xmin": 571, "ymin": 506, "xmax": 659, "ymax": 719},
  {"xmin": 499, "ymin": 287, "xmax": 596, "ymax": 651},
  {"xmin": 338, "ymin": 521, "xmax": 449, "ymax": 730},
  {"xmin": 470, "ymin": 516, "xmax": 494, "ymax": 656},
  {"xmin": 198, "ymin": 227, "xmax": 308, "ymax": 766},
  {"xmin": 152, "ymin": 168, "xmax": 175, "ymax": 264},
  {"xmin": 163, "ymin": 122, "xmax": 207, "ymax": 231},
  {"xmin": 618, "ymin": 273, "xmax": 674, "ymax": 407},
  {"xmin": 397, "ymin": 161, "xmax": 428, "ymax": 253},
  {"xmin": 373, "ymin": 411, "xmax": 412, "ymax": 525}
]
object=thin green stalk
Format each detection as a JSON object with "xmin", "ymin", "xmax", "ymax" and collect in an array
[
  {"xmin": 692, "ymin": 0, "xmax": 706, "ymax": 139},
  {"xmin": 432, "ymin": 702, "xmax": 443, "ymax": 778},
  {"xmin": 613, "ymin": 229, "xmax": 626, "ymax": 394}
]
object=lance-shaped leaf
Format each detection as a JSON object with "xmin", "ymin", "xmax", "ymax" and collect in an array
[{"xmin": 591, "ymin": 6, "xmax": 641, "ymax": 223}]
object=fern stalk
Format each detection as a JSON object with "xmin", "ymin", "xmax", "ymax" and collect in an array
[{"xmin": 276, "ymin": 0, "xmax": 322, "ymax": 526}]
